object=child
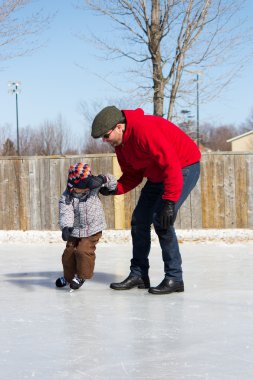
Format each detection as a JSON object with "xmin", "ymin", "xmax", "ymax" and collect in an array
[{"xmin": 55, "ymin": 162, "xmax": 117, "ymax": 290}]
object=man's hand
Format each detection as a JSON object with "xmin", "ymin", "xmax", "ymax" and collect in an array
[
  {"xmin": 99, "ymin": 187, "xmax": 117, "ymax": 196},
  {"xmin": 160, "ymin": 200, "xmax": 176, "ymax": 229},
  {"xmin": 62, "ymin": 227, "xmax": 74, "ymax": 241}
]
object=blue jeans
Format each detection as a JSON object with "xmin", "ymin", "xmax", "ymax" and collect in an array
[{"xmin": 130, "ymin": 162, "xmax": 200, "ymax": 281}]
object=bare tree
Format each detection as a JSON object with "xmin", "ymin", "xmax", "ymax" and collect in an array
[
  {"xmin": 16, "ymin": 116, "xmax": 76, "ymax": 155},
  {"xmin": 79, "ymin": 0, "xmax": 252, "ymax": 120},
  {"xmin": 0, "ymin": 0, "xmax": 50, "ymax": 62},
  {"xmin": 82, "ymin": 134, "xmax": 114, "ymax": 153},
  {"xmin": 18, "ymin": 125, "xmax": 39, "ymax": 155},
  {"xmin": 239, "ymin": 108, "xmax": 253, "ymax": 134},
  {"xmin": 19, "ymin": 125, "xmax": 31, "ymax": 155},
  {"xmin": 79, "ymin": 100, "xmax": 119, "ymax": 153},
  {"xmin": 0, "ymin": 123, "xmax": 14, "ymax": 149},
  {"xmin": 1, "ymin": 115, "xmax": 80, "ymax": 156},
  {"xmin": 201, "ymin": 122, "xmax": 238, "ymax": 151},
  {"xmin": 1, "ymin": 138, "xmax": 16, "ymax": 155},
  {"xmin": 34, "ymin": 116, "xmax": 73, "ymax": 155}
]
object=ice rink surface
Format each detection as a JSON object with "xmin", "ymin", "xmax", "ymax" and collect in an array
[{"xmin": 1, "ymin": 240, "xmax": 253, "ymax": 380}]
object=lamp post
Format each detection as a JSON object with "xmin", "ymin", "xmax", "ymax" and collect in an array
[
  {"xmin": 185, "ymin": 70, "xmax": 202, "ymax": 147},
  {"xmin": 8, "ymin": 81, "xmax": 21, "ymax": 155}
]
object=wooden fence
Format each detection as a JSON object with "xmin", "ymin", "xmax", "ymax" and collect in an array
[{"xmin": 0, "ymin": 153, "xmax": 252, "ymax": 230}]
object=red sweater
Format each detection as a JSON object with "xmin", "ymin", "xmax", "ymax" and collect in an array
[{"xmin": 115, "ymin": 108, "xmax": 201, "ymax": 201}]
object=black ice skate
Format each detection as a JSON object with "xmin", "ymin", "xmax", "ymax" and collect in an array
[
  {"xmin": 70, "ymin": 276, "xmax": 85, "ymax": 290},
  {"xmin": 55, "ymin": 276, "xmax": 67, "ymax": 288}
]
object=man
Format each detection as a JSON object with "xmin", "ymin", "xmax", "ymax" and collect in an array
[{"xmin": 91, "ymin": 106, "xmax": 201, "ymax": 295}]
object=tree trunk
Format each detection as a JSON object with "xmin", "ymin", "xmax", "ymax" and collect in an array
[
  {"xmin": 167, "ymin": 70, "xmax": 183, "ymax": 120},
  {"xmin": 152, "ymin": 60, "xmax": 165, "ymax": 117},
  {"xmin": 150, "ymin": 0, "xmax": 165, "ymax": 117}
]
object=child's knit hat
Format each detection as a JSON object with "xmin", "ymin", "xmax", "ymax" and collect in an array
[{"xmin": 67, "ymin": 162, "xmax": 92, "ymax": 191}]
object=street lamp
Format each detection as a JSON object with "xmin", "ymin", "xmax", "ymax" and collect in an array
[
  {"xmin": 8, "ymin": 81, "xmax": 21, "ymax": 155},
  {"xmin": 185, "ymin": 70, "xmax": 202, "ymax": 147}
]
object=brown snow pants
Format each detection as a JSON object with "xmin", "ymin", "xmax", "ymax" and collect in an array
[{"xmin": 62, "ymin": 232, "xmax": 102, "ymax": 282}]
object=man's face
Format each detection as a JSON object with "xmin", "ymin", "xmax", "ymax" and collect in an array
[{"xmin": 102, "ymin": 124, "xmax": 124, "ymax": 147}]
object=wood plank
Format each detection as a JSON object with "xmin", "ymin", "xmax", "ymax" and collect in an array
[
  {"xmin": 201, "ymin": 154, "xmax": 215, "ymax": 228},
  {"xmin": 59, "ymin": 157, "xmax": 70, "ymax": 194},
  {"xmin": 223, "ymin": 154, "xmax": 236, "ymax": 228},
  {"xmin": 246, "ymin": 155, "xmax": 253, "ymax": 228},
  {"xmin": 174, "ymin": 214, "xmax": 181, "ymax": 229},
  {"xmin": 190, "ymin": 171, "xmax": 202, "ymax": 228},
  {"xmin": 49, "ymin": 158, "xmax": 61, "ymax": 230},
  {"xmin": 39, "ymin": 158, "xmax": 51, "ymax": 230},
  {"xmin": 27, "ymin": 159, "xmax": 37, "ymax": 229},
  {"xmin": 113, "ymin": 156, "xmax": 125, "ymax": 229},
  {"xmin": 96, "ymin": 155, "xmax": 115, "ymax": 229},
  {"xmin": 19, "ymin": 159, "xmax": 30, "ymax": 230},
  {"xmin": 212, "ymin": 155, "xmax": 225, "ymax": 228},
  {"xmin": 0, "ymin": 160, "xmax": 12, "ymax": 229},
  {"xmin": 11, "ymin": 159, "xmax": 21, "ymax": 230},
  {"xmin": 235, "ymin": 155, "xmax": 248, "ymax": 227},
  {"xmin": 0, "ymin": 162, "xmax": 4, "ymax": 229},
  {"xmin": 179, "ymin": 196, "xmax": 192, "ymax": 229},
  {"xmin": 123, "ymin": 191, "xmax": 132, "ymax": 229}
]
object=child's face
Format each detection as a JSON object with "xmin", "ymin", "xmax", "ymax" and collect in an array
[{"xmin": 73, "ymin": 187, "xmax": 89, "ymax": 194}]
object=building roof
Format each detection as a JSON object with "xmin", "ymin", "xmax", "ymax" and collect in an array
[{"xmin": 227, "ymin": 130, "xmax": 253, "ymax": 142}]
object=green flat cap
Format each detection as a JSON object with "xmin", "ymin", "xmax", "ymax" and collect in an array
[{"xmin": 91, "ymin": 106, "xmax": 124, "ymax": 138}]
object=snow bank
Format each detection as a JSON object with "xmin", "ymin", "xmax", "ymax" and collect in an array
[{"xmin": 0, "ymin": 229, "xmax": 253, "ymax": 244}]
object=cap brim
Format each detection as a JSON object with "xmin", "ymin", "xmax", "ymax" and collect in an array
[{"xmin": 91, "ymin": 132, "xmax": 102, "ymax": 139}]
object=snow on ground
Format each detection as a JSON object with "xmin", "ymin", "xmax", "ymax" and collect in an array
[
  {"xmin": 1, "ymin": 241, "xmax": 253, "ymax": 379},
  {"xmin": 0, "ymin": 229, "xmax": 253, "ymax": 244},
  {"xmin": 1, "ymin": 229, "xmax": 253, "ymax": 379}
]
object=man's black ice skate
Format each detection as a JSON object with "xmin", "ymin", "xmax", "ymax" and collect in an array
[
  {"xmin": 70, "ymin": 276, "xmax": 85, "ymax": 290},
  {"xmin": 55, "ymin": 276, "xmax": 67, "ymax": 288}
]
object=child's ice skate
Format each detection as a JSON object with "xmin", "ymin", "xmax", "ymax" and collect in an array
[
  {"xmin": 70, "ymin": 276, "xmax": 85, "ymax": 290},
  {"xmin": 55, "ymin": 276, "xmax": 67, "ymax": 288}
]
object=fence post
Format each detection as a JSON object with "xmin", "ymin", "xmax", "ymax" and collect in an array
[{"xmin": 112, "ymin": 156, "xmax": 125, "ymax": 229}]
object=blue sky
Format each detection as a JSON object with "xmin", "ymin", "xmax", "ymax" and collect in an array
[{"xmin": 0, "ymin": 0, "xmax": 253, "ymax": 141}]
